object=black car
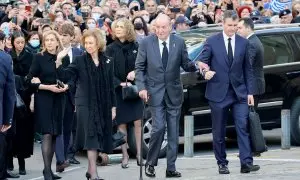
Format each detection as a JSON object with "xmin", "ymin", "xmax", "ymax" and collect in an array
[{"xmin": 127, "ymin": 24, "xmax": 300, "ymax": 157}]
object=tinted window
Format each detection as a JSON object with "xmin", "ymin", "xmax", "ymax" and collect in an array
[{"xmin": 259, "ymin": 35, "xmax": 293, "ymax": 65}]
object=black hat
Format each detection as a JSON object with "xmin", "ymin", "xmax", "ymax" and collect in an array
[{"xmin": 279, "ymin": 9, "xmax": 291, "ymax": 18}]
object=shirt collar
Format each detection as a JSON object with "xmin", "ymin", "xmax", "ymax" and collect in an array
[
  {"xmin": 247, "ymin": 33, "xmax": 255, "ymax": 39},
  {"xmin": 64, "ymin": 44, "xmax": 72, "ymax": 49},
  {"xmin": 158, "ymin": 35, "xmax": 170, "ymax": 46},
  {"xmin": 223, "ymin": 31, "xmax": 235, "ymax": 41}
]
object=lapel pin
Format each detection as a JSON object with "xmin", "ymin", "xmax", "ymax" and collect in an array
[
  {"xmin": 133, "ymin": 50, "xmax": 137, "ymax": 54},
  {"xmin": 106, "ymin": 59, "xmax": 110, "ymax": 64}
]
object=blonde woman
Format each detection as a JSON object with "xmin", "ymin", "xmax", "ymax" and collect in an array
[
  {"xmin": 26, "ymin": 30, "xmax": 68, "ymax": 180},
  {"xmin": 56, "ymin": 29, "xmax": 116, "ymax": 180},
  {"xmin": 106, "ymin": 18, "xmax": 144, "ymax": 169}
]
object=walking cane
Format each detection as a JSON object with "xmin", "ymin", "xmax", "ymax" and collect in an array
[{"xmin": 139, "ymin": 102, "xmax": 147, "ymax": 180}]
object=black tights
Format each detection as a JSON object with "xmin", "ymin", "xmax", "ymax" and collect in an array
[{"xmin": 41, "ymin": 134, "xmax": 56, "ymax": 173}]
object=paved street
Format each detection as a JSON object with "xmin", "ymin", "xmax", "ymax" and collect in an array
[{"xmin": 9, "ymin": 129, "xmax": 300, "ymax": 180}]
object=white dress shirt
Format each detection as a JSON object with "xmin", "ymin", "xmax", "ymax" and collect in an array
[
  {"xmin": 222, "ymin": 31, "xmax": 235, "ymax": 57},
  {"xmin": 66, "ymin": 45, "xmax": 73, "ymax": 63},
  {"xmin": 158, "ymin": 36, "xmax": 170, "ymax": 58},
  {"xmin": 247, "ymin": 33, "xmax": 255, "ymax": 39}
]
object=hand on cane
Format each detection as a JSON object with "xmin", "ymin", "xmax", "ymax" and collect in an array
[{"xmin": 139, "ymin": 90, "xmax": 149, "ymax": 103}]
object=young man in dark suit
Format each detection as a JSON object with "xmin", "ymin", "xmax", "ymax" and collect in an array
[
  {"xmin": 237, "ymin": 17, "xmax": 265, "ymax": 110},
  {"xmin": 196, "ymin": 10, "xmax": 260, "ymax": 174},
  {"xmin": 135, "ymin": 14, "xmax": 198, "ymax": 178},
  {"xmin": 55, "ymin": 22, "xmax": 83, "ymax": 172},
  {"xmin": 0, "ymin": 31, "xmax": 16, "ymax": 180}
]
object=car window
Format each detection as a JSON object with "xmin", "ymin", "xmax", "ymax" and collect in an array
[
  {"xmin": 259, "ymin": 35, "xmax": 293, "ymax": 66},
  {"xmin": 188, "ymin": 43, "xmax": 204, "ymax": 61}
]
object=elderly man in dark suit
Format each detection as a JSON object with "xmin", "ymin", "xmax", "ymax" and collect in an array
[
  {"xmin": 0, "ymin": 31, "xmax": 16, "ymax": 180},
  {"xmin": 237, "ymin": 17, "xmax": 265, "ymax": 110},
  {"xmin": 135, "ymin": 14, "xmax": 198, "ymax": 178},
  {"xmin": 196, "ymin": 10, "xmax": 260, "ymax": 174}
]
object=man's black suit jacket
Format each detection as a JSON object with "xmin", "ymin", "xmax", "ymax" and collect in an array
[{"xmin": 248, "ymin": 34, "xmax": 265, "ymax": 95}]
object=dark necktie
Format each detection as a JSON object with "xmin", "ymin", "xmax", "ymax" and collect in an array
[
  {"xmin": 227, "ymin": 38, "xmax": 233, "ymax": 66},
  {"xmin": 162, "ymin": 41, "xmax": 168, "ymax": 69}
]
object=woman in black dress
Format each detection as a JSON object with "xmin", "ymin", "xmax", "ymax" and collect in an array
[
  {"xmin": 8, "ymin": 31, "xmax": 34, "ymax": 175},
  {"xmin": 26, "ymin": 30, "xmax": 68, "ymax": 180},
  {"xmin": 106, "ymin": 18, "xmax": 144, "ymax": 168},
  {"xmin": 56, "ymin": 29, "xmax": 116, "ymax": 180}
]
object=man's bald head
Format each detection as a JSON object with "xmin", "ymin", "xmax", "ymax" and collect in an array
[
  {"xmin": 155, "ymin": 14, "xmax": 171, "ymax": 26},
  {"xmin": 155, "ymin": 14, "xmax": 172, "ymax": 41}
]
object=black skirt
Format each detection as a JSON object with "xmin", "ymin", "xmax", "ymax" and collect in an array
[
  {"xmin": 115, "ymin": 88, "xmax": 143, "ymax": 125},
  {"xmin": 76, "ymin": 106, "xmax": 112, "ymax": 152},
  {"xmin": 34, "ymin": 91, "xmax": 65, "ymax": 135}
]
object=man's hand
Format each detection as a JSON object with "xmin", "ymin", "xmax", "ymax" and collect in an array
[
  {"xmin": 1, "ymin": 124, "xmax": 11, "ymax": 132},
  {"xmin": 197, "ymin": 61, "xmax": 210, "ymax": 71},
  {"xmin": 139, "ymin": 90, "xmax": 149, "ymax": 103},
  {"xmin": 204, "ymin": 71, "xmax": 216, "ymax": 80},
  {"xmin": 248, "ymin": 95, "xmax": 254, "ymax": 106},
  {"xmin": 127, "ymin": 71, "xmax": 135, "ymax": 81}
]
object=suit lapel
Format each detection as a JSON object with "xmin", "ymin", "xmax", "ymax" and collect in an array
[
  {"xmin": 232, "ymin": 35, "xmax": 240, "ymax": 70},
  {"xmin": 152, "ymin": 36, "xmax": 163, "ymax": 68},
  {"xmin": 168, "ymin": 34, "xmax": 175, "ymax": 67},
  {"xmin": 218, "ymin": 33, "xmax": 230, "ymax": 67}
]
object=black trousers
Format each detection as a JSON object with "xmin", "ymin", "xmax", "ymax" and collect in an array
[
  {"xmin": 63, "ymin": 98, "xmax": 75, "ymax": 159},
  {"xmin": 0, "ymin": 132, "xmax": 7, "ymax": 179}
]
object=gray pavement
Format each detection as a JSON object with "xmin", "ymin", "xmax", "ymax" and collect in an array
[{"xmin": 9, "ymin": 129, "xmax": 300, "ymax": 180}]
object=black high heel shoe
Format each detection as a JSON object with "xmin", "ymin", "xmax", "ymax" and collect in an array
[
  {"xmin": 86, "ymin": 172, "xmax": 104, "ymax": 180},
  {"xmin": 52, "ymin": 172, "xmax": 61, "ymax": 179},
  {"xmin": 86, "ymin": 172, "xmax": 91, "ymax": 180},
  {"xmin": 121, "ymin": 156, "xmax": 129, "ymax": 169},
  {"xmin": 43, "ymin": 170, "xmax": 53, "ymax": 180}
]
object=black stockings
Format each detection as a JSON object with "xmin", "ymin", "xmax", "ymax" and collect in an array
[{"xmin": 41, "ymin": 134, "xmax": 56, "ymax": 173}]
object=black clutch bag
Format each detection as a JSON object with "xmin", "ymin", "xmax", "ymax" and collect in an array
[{"xmin": 122, "ymin": 80, "xmax": 139, "ymax": 100}]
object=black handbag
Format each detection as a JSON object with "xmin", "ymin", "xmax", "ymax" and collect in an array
[
  {"xmin": 249, "ymin": 106, "xmax": 267, "ymax": 153},
  {"xmin": 15, "ymin": 91, "xmax": 27, "ymax": 119},
  {"xmin": 16, "ymin": 92, "xmax": 25, "ymax": 108},
  {"xmin": 112, "ymin": 120, "xmax": 126, "ymax": 149},
  {"xmin": 122, "ymin": 79, "xmax": 139, "ymax": 100}
]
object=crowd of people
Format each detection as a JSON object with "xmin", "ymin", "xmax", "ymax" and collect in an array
[{"xmin": 0, "ymin": 0, "xmax": 297, "ymax": 180}]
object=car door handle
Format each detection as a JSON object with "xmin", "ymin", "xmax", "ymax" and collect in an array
[{"xmin": 286, "ymin": 71, "xmax": 300, "ymax": 75}]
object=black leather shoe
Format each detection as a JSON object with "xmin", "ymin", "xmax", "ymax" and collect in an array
[
  {"xmin": 5, "ymin": 171, "xmax": 20, "ymax": 178},
  {"xmin": 19, "ymin": 169, "xmax": 26, "ymax": 175},
  {"xmin": 218, "ymin": 164, "xmax": 230, "ymax": 174},
  {"xmin": 241, "ymin": 164, "xmax": 260, "ymax": 173},
  {"xmin": 166, "ymin": 170, "xmax": 181, "ymax": 178},
  {"xmin": 145, "ymin": 165, "xmax": 155, "ymax": 178},
  {"xmin": 68, "ymin": 157, "xmax": 80, "ymax": 165}
]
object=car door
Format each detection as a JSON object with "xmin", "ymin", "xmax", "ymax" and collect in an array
[{"xmin": 256, "ymin": 32, "xmax": 300, "ymax": 125}]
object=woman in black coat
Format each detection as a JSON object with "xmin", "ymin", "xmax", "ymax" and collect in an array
[
  {"xmin": 7, "ymin": 31, "xmax": 34, "ymax": 175},
  {"xmin": 56, "ymin": 29, "xmax": 116, "ymax": 180},
  {"xmin": 26, "ymin": 30, "xmax": 68, "ymax": 180},
  {"xmin": 106, "ymin": 18, "xmax": 144, "ymax": 168}
]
